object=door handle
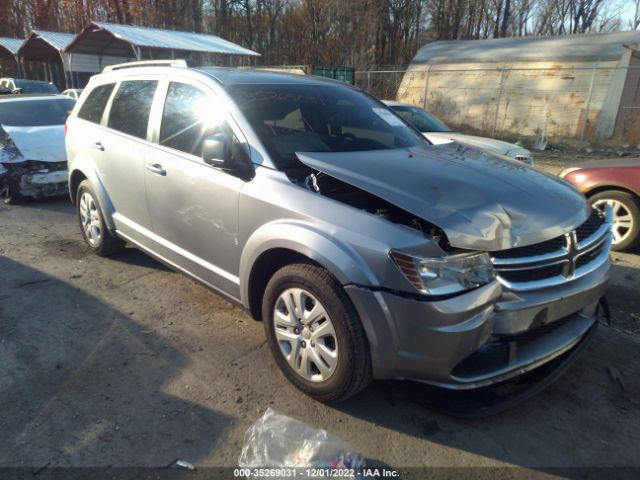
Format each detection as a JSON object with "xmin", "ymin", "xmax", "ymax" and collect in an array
[
  {"xmin": 91, "ymin": 142, "xmax": 105, "ymax": 151},
  {"xmin": 146, "ymin": 163, "xmax": 166, "ymax": 176}
]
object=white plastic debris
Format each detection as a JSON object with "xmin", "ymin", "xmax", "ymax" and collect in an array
[{"xmin": 239, "ymin": 408, "xmax": 365, "ymax": 473}]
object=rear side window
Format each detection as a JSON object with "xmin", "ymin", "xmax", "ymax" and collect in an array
[
  {"xmin": 159, "ymin": 82, "xmax": 208, "ymax": 156},
  {"xmin": 108, "ymin": 80, "xmax": 158, "ymax": 139},
  {"xmin": 78, "ymin": 84, "xmax": 114, "ymax": 124}
]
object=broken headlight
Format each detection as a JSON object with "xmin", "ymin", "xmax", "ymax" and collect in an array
[{"xmin": 389, "ymin": 250, "xmax": 496, "ymax": 296}]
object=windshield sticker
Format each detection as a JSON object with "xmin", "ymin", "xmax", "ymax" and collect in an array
[{"xmin": 372, "ymin": 108, "xmax": 406, "ymax": 127}]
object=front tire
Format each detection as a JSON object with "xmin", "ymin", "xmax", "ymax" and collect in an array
[
  {"xmin": 590, "ymin": 190, "xmax": 640, "ymax": 252},
  {"xmin": 2, "ymin": 178, "xmax": 27, "ymax": 205},
  {"xmin": 76, "ymin": 180, "xmax": 125, "ymax": 256},
  {"xmin": 262, "ymin": 263, "xmax": 372, "ymax": 403}
]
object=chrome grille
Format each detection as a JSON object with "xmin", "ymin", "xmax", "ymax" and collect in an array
[
  {"xmin": 576, "ymin": 208, "xmax": 606, "ymax": 245},
  {"xmin": 491, "ymin": 207, "xmax": 612, "ymax": 291},
  {"xmin": 492, "ymin": 235, "xmax": 566, "ymax": 259}
]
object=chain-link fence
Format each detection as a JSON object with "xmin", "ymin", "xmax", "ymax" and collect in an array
[{"xmin": 355, "ymin": 65, "xmax": 640, "ymax": 147}]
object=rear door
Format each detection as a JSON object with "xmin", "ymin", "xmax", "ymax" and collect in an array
[
  {"xmin": 94, "ymin": 79, "xmax": 160, "ymax": 242},
  {"xmin": 143, "ymin": 80, "xmax": 246, "ymax": 298}
]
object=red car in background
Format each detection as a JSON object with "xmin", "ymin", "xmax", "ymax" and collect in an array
[{"xmin": 560, "ymin": 159, "xmax": 640, "ymax": 251}]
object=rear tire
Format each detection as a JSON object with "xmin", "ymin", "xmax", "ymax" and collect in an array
[
  {"xmin": 76, "ymin": 180, "xmax": 125, "ymax": 256},
  {"xmin": 262, "ymin": 263, "xmax": 372, "ymax": 403},
  {"xmin": 589, "ymin": 190, "xmax": 640, "ymax": 252}
]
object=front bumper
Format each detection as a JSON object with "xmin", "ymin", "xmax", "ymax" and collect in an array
[
  {"xmin": 345, "ymin": 255, "xmax": 609, "ymax": 389},
  {"xmin": 0, "ymin": 160, "xmax": 68, "ymax": 199}
]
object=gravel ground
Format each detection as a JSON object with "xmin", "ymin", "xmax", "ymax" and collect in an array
[{"xmin": 0, "ymin": 156, "xmax": 638, "ymax": 476}]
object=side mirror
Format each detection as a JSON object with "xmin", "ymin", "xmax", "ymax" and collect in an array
[{"xmin": 202, "ymin": 133, "xmax": 230, "ymax": 167}]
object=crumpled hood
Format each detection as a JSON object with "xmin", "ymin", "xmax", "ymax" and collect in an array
[
  {"xmin": 297, "ymin": 143, "xmax": 589, "ymax": 251},
  {"xmin": 1, "ymin": 125, "xmax": 66, "ymax": 163}
]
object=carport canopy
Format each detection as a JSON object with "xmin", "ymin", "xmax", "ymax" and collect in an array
[
  {"xmin": 0, "ymin": 37, "xmax": 22, "ymax": 77},
  {"xmin": 66, "ymin": 21, "xmax": 260, "ymax": 60},
  {"xmin": 18, "ymin": 30, "xmax": 75, "ymax": 62},
  {"xmin": 0, "ymin": 37, "xmax": 22, "ymax": 60}
]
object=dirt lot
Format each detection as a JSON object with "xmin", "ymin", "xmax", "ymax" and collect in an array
[{"xmin": 0, "ymin": 155, "xmax": 639, "ymax": 477}]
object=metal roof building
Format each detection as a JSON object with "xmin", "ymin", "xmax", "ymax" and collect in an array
[
  {"xmin": 0, "ymin": 37, "xmax": 23, "ymax": 76},
  {"xmin": 18, "ymin": 30, "xmax": 75, "ymax": 90},
  {"xmin": 64, "ymin": 21, "xmax": 260, "ymax": 87},
  {"xmin": 397, "ymin": 31, "xmax": 640, "ymax": 142},
  {"xmin": 409, "ymin": 30, "xmax": 640, "ymax": 65}
]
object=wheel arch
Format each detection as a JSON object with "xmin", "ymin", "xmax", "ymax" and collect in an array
[
  {"xmin": 68, "ymin": 169, "xmax": 87, "ymax": 205},
  {"xmin": 68, "ymin": 162, "xmax": 117, "ymax": 231},
  {"xmin": 240, "ymin": 221, "xmax": 380, "ymax": 321},
  {"xmin": 584, "ymin": 184, "xmax": 640, "ymax": 200}
]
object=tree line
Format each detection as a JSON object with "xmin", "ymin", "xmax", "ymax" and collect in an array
[{"xmin": 0, "ymin": 0, "xmax": 634, "ymax": 69}]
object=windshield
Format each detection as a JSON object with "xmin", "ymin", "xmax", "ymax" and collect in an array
[
  {"xmin": 0, "ymin": 98, "xmax": 76, "ymax": 126},
  {"xmin": 389, "ymin": 105, "xmax": 451, "ymax": 133},
  {"xmin": 227, "ymin": 83, "xmax": 426, "ymax": 170},
  {"xmin": 14, "ymin": 80, "xmax": 59, "ymax": 94}
]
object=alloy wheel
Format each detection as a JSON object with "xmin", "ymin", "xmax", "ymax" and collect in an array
[
  {"xmin": 593, "ymin": 198, "xmax": 634, "ymax": 245},
  {"xmin": 272, "ymin": 287, "xmax": 338, "ymax": 382},
  {"xmin": 79, "ymin": 192, "xmax": 102, "ymax": 246}
]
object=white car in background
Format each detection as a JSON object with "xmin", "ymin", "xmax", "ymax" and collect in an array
[
  {"xmin": 384, "ymin": 100, "xmax": 533, "ymax": 165},
  {"xmin": 61, "ymin": 89, "xmax": 83, "ymax": 100},
  {"xmin": 0, "ymin": 94, "xmax": 75, "ymax": 203}
]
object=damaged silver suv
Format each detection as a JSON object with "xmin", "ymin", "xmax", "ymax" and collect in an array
[{"xmin": 66, "ymin": 61, "xmax": 612, "ymax": 403}]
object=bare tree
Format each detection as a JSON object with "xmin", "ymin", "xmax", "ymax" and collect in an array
[{"xmin": 2, "ymin": 0, "xmax": 632, "ymax": 70}]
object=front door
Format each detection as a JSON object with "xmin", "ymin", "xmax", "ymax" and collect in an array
[{"xmin": 144, "ymin": 81, "xmax": 245, "ymax": 299}]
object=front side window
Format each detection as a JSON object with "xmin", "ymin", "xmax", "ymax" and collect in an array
[
  {"xmin": 227, "ymin": 83, "xmax": 425, "ymax": 170},
  {"xmin": 159, "ymin": 82, "xmax": 209, "ymax": 156},
  {"xmin": 78, "ymin": 83, "xmax": 114, "ymax": 124},
  {"xmin": 159, "ymin": 82, "xmax": 244, "ymax": 162},
  {"xmin": 108, "ymin": 80, "xmax": 158, "ymax": 139}
]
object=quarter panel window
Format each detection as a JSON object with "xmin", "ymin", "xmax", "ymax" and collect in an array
[
  {"xmin": 108, "ymin": 80, "xmax": 158, "ymax": 139},
  {"xmin": 77, "ymin": 83, "xmax": 115, "ymax": 124}
]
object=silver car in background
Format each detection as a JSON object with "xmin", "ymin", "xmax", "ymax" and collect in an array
[
  {"xmin": 384, "ymin": 100, "xmax": 534, "ymax": 165},
  {"xmin": 65, "ymin": 61, "xmax": 611, "ymax": 403}
]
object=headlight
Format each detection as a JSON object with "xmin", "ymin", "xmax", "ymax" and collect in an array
[{"xmin": 389, "ymin": 250, "xmax": 496, "ymax": 296}]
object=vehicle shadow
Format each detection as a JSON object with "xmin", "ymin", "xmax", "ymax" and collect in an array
[
  {"xmin": 334, "ymin": 323, "xmax": 640, "ymax": 474},
  {"xmin": 0, "ymin": 255, "xmax": 232, "ymax": 469},
  {"xmin": 8, "ymin": 196, "xmax": 170, "ymax": 272},
  {"xmin": 109, "ymin": 247, "xmax": 172, "ymax": 272},
  {"xmin": 9, "ymin": 194, "xmax": 72, "ymax": 213},
  {"xmin": 607, "ymin": 263, "xmax": 640, "ymax": 336}
]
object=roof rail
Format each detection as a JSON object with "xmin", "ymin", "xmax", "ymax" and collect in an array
[{"xmin": 103, "ymin": 59, "xmax": 187, "ymax": 73}]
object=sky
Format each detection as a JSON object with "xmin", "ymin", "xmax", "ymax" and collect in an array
[{"xmin": 619, "ymin": 0, "xmax": 637, "ymax": 29}]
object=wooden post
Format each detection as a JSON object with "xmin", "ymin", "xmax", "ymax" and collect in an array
[
  {"xmin": 579, "ymin": 63, "xmax": 598, "ymax": 145},
  {"xmin": 422, "ymin": 65, "xmax": 432, "ymax": 109},
  {"xmin": 491, "ymin": 66, "xmax": 508, "ymax": 138}
]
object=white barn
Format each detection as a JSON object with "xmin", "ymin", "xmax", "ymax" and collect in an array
[{"xmin": 398, "ymin": 31, "xmax": 640, "ymax": 142}]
